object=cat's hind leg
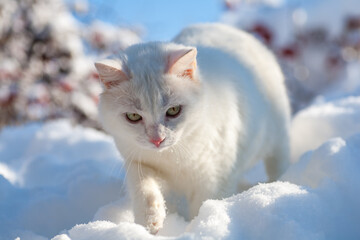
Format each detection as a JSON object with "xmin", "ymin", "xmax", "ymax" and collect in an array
[{"xmin": 264, "ymin": 138, "xmax": 290, "ymax": 182}]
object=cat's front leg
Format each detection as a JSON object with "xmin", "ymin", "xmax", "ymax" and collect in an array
[{"xmin": 126, "ymin": 162, "xmax": 166, "ymax": 234}]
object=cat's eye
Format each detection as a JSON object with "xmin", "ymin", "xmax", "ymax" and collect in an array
[
  {"xmin": 126, "ymin": 112, "xmax": 142, "ymax": 122},
  {"xmin": 166, "ymin": 105, "xmax": 181, "ymax": 117}
]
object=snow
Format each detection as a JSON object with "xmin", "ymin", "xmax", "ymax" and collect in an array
[
  {"xmin": 0, "ymin": 92, "xmax": 359, "ymax": 239},
  {"xmin": 290, "ymin": 96, "xmax": 360, "ymax": 162},
  {"xmin": 0, "ymin": 120, "xmax": 124, "ymax": 239}
]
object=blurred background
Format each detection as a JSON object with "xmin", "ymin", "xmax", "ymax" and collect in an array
[{"xmin": 1, "ymin": 0, "xmax": 360, "ymax": 130}]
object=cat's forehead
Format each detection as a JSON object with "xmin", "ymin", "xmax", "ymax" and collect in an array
[
  {"xmin": 110, "ymin": 75, "xmax": 171, "ymax": 114},
  {"xmin": 123, "ymin": 43, "xmax": 177, "ymax": 110},
  {"xmin": 125, "ymin": 42, "xmax": 168, "ymax": 76},
  {"xmin": 136, "ymin": 81, "xmax": 169, "ymax": 110}
]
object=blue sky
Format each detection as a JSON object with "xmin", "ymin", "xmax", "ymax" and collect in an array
[{"xmin": 71, "ymin": 0, "xmax": 223, "ymax": 41}]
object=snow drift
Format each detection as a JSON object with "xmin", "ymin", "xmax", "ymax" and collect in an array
[
  {"xmin": 0, "ymin": 121, "xmax": 124, "ymax": 240},
  {"xmin": 51, "ymin": 134, "xmax": 360, "ymax": 240}
]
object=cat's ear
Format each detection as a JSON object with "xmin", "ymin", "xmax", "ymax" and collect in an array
[
  {"xmin": 167, "ymin": 48, "xmax": 197, "ymax": 81},
  {"xmin": 94, "ymin": 59, "xmax": 129, "ymax": 89}
]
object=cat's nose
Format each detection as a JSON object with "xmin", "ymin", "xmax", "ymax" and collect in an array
[{"xmin": 150, "ymin": 137, "xmax": 165, "ymax": 148}]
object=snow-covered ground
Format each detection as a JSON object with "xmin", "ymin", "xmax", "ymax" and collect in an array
[{"xmin": 1, "ymin": 96, "xmax": 359, "ymax": 240}]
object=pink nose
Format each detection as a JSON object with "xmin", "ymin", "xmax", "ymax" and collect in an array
[{"xmin": 150, "ymin": 138, "xmax": 165, "ymax": 148}]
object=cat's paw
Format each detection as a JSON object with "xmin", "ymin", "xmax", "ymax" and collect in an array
[{"xmin": 145, "ymin": 196, "xmax": 166, "ymax": 234}]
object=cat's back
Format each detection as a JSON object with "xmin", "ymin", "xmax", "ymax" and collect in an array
[
  {"xmin": 173, "ymin": 23, "xmax": 278, "ymax": 72},
  {"xmin": 173, "ymin": 23, "xmax": 287, "ymax": 108}
]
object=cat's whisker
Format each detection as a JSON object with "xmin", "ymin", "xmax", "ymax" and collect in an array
[
  {"xmin": 172, "ymin": 145, "xmax": 182, "ymax": 164},
  {"xmin": 137, "ymin": 160, "xmax": 142, "ymax": 183},
  {"xmin": 120, "ymin": 160, "xmax": 132, "ymax": 193},
  {"xmin": 137, "ymin": 149, "xmax": 145, "ymax": 182},
  {"xmin": 169, "ymin": 146, "xmax": 181, "ymax": 182},
  {"xmin": 107, "ymin": 161, "xmax": 119, "ymax": 178},
  {"xmin": 176, "ymin": 142, "xmax": 191, "ymax": 161},
  {"xmin": 172, "ymin": 142, "xmax": 191, "ymax": 179},
  {"xmin": 120, "ymin": 149, "xmax": 139, "ymax": 192},
  {"xmin": 126, "ymin": 147, "xmax": 144, "ymax": 183},
  {"xmin": 113, "ymin": 151, "xmax": 131, "ymax": 180}
]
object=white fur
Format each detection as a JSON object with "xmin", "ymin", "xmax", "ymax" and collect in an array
[{"xmin": 97, "ymin": 23, "xmax": 290, "ymax": 234}]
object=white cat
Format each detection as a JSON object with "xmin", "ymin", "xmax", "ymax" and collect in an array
[{"xmin": 95, "ymin": 23, "xmax": 290, "ymax": 234}]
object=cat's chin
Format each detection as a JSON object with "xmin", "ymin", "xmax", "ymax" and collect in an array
[
  {"xmin": 146, "ymin": 145, "xmax": 170, "ymax": 152},
  {"xmin": 141, "ymin": 142, "xmax": 173, "ymax": 152}
]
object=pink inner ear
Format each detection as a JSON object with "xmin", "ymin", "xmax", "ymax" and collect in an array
[
  {"xmin": 94, "ymin": 60, "xmax": 129, "ymax": 89},
  {"xmin": 167, "ymin": 48, "xmax": 197, "ymax": 80}
]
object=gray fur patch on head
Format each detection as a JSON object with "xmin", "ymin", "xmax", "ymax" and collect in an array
[{"xmin": 123, "ymin": 42, "xmax": 190, "ymax": 115}]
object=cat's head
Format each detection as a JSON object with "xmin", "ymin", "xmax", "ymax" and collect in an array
[{"xmin": 95, "ymin": 42, "xmax": 203, "ymax": 153}]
